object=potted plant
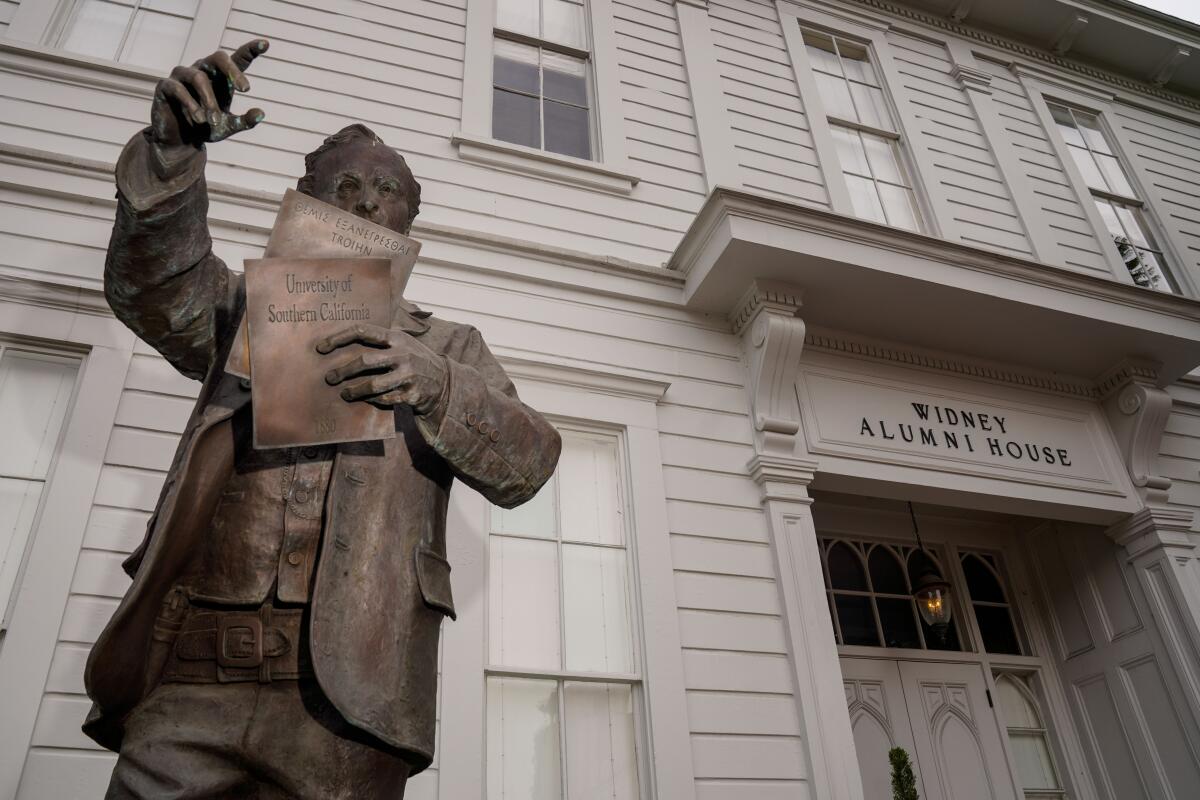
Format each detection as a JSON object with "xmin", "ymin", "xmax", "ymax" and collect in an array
[{"xmin": 888, "ymin": 747, "xmax": 919, "ymax": 800}]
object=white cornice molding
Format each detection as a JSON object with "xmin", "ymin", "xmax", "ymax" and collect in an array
[
  {"xmin": 0, "ymin": 275, "xmax": 110, "ymax": 317},
  {"xmin": 847, "ymin": 0, "xmax": 1200, "ymax": 114},
  {"xmin": 495, "ymin": 352, "xmax": 671, "ymax": 402},
  {"xmin": 748, "ymin": 454, "xmax": 819, "ymax": 503},
  {"xmin": 0, "ymin": 142, "xmax": 681, "ymax": 291},
  {"xmin": 1107, "ymin": 506, "xmax": 1197, "ymax": 560},
  {"xmin": 804, "ymin": 328, "xmax": 1104, "ymax": 398}
]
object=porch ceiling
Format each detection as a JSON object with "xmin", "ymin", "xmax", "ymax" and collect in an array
[{"xmin": 669, "ymin": 188, "xmax": 1200, "ymax": 384}]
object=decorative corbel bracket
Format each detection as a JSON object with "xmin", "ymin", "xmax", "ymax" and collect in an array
[
  {"xmin": 1151, "ymin": 45, "xmax": 1190, "ymax": 87},
  {"xmin": 1098, "ymin": 358, "xmax": 1173, "ymax": 506},
  {"xmin": 731, "ymin": 280, "xmax": 805, "ymax": 455},
  {"xmin": 1052, "ymin": 13, "xmax": 1089, "ymax": 56}
]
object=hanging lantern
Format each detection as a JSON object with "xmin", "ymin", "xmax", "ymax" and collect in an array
[{"xmin": 907, "ymin": 502, "xmax": 953, "ymax": 645}]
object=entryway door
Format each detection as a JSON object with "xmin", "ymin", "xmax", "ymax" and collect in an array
[{"xmin": 842, "ymin": 658, "xmax": 1019, "ymax": 800}]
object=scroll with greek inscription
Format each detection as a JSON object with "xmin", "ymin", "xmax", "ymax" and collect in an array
[
  {"xmin": 244, "ymin": 257, "xmax": 394, "ymax": 448},
  {"xmin": 225, "ymin": 188, "xmax": 422, "ymax": 379}
]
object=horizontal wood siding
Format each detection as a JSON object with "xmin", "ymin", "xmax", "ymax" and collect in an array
[
  {"xmin": 0, "ymin": 0, "xmax": 17, "ymax": 35},
  {"xmin": 975, "ymin": 57, "xmax": 1112, "ymax": 273},
  {"xmin": 1112, "ymin": 105, "xmax": 1200, "ymax": 285},
  {"xmin": 710, "ymin": 0, "xmax": 829, "ymax": 208},
  {"xmin": 886, "ymin": 32, "xmax": 1031, "ymax": 256}
]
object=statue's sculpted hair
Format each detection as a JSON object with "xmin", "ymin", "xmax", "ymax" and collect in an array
[{"xmin": 296, "ymin": 123, "xmax": 421, "ymax": 234}]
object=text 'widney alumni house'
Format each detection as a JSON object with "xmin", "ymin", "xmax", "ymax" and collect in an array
[{"xmin": 3, "ymin": 1, "xmax": 1200, "ymax": 798}]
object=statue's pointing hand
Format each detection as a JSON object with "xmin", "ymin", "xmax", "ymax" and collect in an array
[
  {"xmin": 318, "ymin": 325, "xmax": 449, "ymax": 415},
  {"xmin": 152, "ymin": 39, "xmax": 269, "ymax": 148}
]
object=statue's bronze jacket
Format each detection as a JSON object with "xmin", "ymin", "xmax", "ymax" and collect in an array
[{"xmin": 83, "ymin": 132, "xmax": 562, "ymax": 770}]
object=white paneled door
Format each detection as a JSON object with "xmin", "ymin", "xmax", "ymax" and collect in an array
[{"xmin": 843, "ymin": 658, "xmax": 1019, "ymax": 800}]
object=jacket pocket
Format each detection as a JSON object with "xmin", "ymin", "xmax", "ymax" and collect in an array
[{"xmin": 415, "ymin": 547, "xmax": 456, "ymax": 620}]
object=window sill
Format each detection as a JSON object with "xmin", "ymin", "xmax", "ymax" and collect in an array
[
  {"xmin": 0, "ymin": 40, "xmax": 161, "ymax": 93},
  {"xmin": 450, "ymin": 132, "xmax": 639, "ymax": 194}
]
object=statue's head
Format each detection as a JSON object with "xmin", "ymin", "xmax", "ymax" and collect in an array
[{"xmin": 297, "ymin": 123, "xmax": 421, "ymax": 234}]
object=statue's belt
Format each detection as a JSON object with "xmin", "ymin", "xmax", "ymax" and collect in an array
[{"xmin": 162, "ymin": 605, "xmax": 311, "ymax": 683}]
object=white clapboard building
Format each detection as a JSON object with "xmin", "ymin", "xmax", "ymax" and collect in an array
[{"xmin": 3, "ymin": 0, "xmax": 1200, "ymax": 798}]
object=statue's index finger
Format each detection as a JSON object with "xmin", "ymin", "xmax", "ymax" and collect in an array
[{"xmin": 232, "ymin": 39, "xmax": 269, "ymax": 71}]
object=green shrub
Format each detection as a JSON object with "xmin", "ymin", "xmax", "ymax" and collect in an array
[{"xmin": 888, "ymin": 746, "xmax": 919, "ymax": 800}]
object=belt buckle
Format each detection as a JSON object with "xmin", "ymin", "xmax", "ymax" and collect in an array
[{"xmin": 217, "ymin": 614, "xmax": 263, "ymax": 669}]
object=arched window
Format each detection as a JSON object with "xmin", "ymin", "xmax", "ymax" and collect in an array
[
  {"xmin": 994, "ymin": 673, "xmax": 1065, "ymax": 797},
  {"xmin": 820, "ymin": 538, "xmax": 959, "ymax": 651},
  {"xmin": 961, "ymin": 551, "xmax": 1023, "ymax": 655}
]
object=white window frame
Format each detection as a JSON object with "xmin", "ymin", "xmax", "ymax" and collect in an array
[
  {"xmin": 0, "ymin": 340, "xmax": 83, "ymax": 632},
  {"xmin": 1020, "ymin": 73, "xmax": 1196, "ymax": 296},
  {"xmin": 486, "ymin": 421, "xmax": 647, "ymax": 799},
  {"xmin": 436, "ymin": 360, "xmax": 695, "ymax": 800},
  {"xmin": 456, "ymin": 0, "xmax": 639, "ymax": 194},
  {"xmin": 4, "ymin": 0, "xmax": 233, "ymax": 73},
  {"xmin": 777, "ymin": 1, "xmax": 947, "ymax": 238}
]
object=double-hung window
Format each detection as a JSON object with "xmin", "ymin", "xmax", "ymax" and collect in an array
[
  {"xmin": 0, "ymin": 345, "xmax": 79, "ymax": 630},
  {"xmin": 492, "ymin": 0, "xmax": 593, "ymax": 160},
  {"xmin": 486, "ymin": 427, "xmax": 640, "ymax": 799},
  {"xmin": 800, "ymin": 29, "xmax": 923, "ymax": 232},
  {"xmin": 1047, "ymin": 103, "xmax": 1177, "ymax": 293},
  {"xmin": 50, "ymin": 0, "xmax": 199, "ymax": 71}
]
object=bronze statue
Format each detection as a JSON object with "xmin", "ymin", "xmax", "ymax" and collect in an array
[{"xmin": 84, "ymin": 39, "xmax": 562, "ymax": 799}]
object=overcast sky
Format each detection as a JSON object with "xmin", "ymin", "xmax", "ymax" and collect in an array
[{"xmin": 1131, "ymin": 0, "xmax": 1200, "ymax": 25}]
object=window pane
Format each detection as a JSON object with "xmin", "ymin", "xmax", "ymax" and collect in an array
[
  {"xmin": 1048, "ymin": 104, "xmax": 1085, "ymax": 147},
  {"xmin": 814, "ymin": 71, "xmax": 856, "ymax": 120},
  {"xmin": 974, "ymin": 603, "xmax": 1021, "ymax": 655},
  {"xmin": 0, "ymin": 352, "xmax": 77, "ymax": 480},
  {"xmin": 60, "ymin": 0, "xmax": 132, "ymax": 61},
  {"xmin": 487, "ymin": 677, "xmax": 562, "ymax": 800},
  {"xmin": 849, "ymin": 82, "xmax": 892, "ymax": 130},
  {"xmin": 868, "ymin": 546, "xmax": 908, "ymax": 594},
  {"xmin": 543, "ymin": 0, "xmax": 586, "ymax": 50},
  {"xmin": 1066, "ymin": 145, "xmax": 1106, "ymax": 192},
  {"xmin": 1113, "ymin": 204, "xmax": 1151, "ymax": 248},
  {"xmin": 1094, "ymin": 198, "xmax": 1126, "ymax": 239},
  {"xmin": 802, "ymin": 30, "xmax": 843, "ymax": 76},
  {"xmin": 1009, "ymin": 732, "xmax": 1060, "ymax": 790},
  {"xmin": 558, "ymin": 434, "xmax": 620, "ymax": 544},
  {"xmin": 542, "ymin": 51, "xmax": 588, "ymax": 106},
  {"xmin": 544, "ymin": 100, "xmax": 591, "ymax": 160},
  {"xmin": 497, "ymin": 0, "xmax": 539, "ymax": 37},
  {"xmin": 121, "ymin": 9, "xmax": 192, "ymax": 71},
  {"xmin": 961, "ymin": 554, "xmax": 1005, "ymax": 603},
  {"xmin": 1076, "ymin": 111, "xmax": 1113, "ymax": 155},
  {"xmin": 996, "ymin": 676, "xmax": 1041, "ymax": 729},
  {"xmin": 827, "ymin": 541, "xmax": 867, "ymax": 590},
  {"xmin": 876, "ymin": 597, "xmax": 921, "ymax": 648},
  {"xmin": 492, "ymin": 476, "xmax": 557, "ymax": 539},
  {"xmin": 1095, "ymin": 153, "xmax": 1134, "ymax": 197},
  {"xmin": 834, "ymin": 594, "xmax": 879, "ymax": 645},
  {"xmin": 489, "ymin": 536, "xmax": 561, "ymax": 668},
  {"xmin": 838, "ymin": 40, "xmax": 877, "ymax": 86},
  {"xmin": 563, "ymin": 544, "xmax": 633, "ymax": 673},
  {"xmin": 565, "ymin": 682, "xmax": 639, "ymax": 800},
  {"xmin": 494, "ymin": 40, "xmax": 541, "ymax": 94},
  {"xmin": 845, "ymin": 173, "xmax": 887, "ymax": 223},
  {"xmin": 831, "ymin": 127, "xmax": 870, "ymax": 177},
  {"xmin": 494, "ymin": 88, "xmax": 541, "ymax": 149},
  {"xmin": 861, "ymin": 133, "xmax": 904, "ymax": 184},
  {"xmin": 877, "ymin": 182, "xmax": 920, "ymax": 232}
]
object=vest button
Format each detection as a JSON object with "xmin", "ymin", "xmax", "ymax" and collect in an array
[
  {"xmin": 238, "ymin": 378, "xmax": 251, "ymax": 391},
  {"xmin": 302, "ymin": 447, "xmax": 318, "ymax": 458},
  {"xmin": 295, "ymin": 490, "xmax": 310, "ymax": 503},
  {"xmin": 287, "ymin": 551, "xmax": 302, "ymax": 566}
]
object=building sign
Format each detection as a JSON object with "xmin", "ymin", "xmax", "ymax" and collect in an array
[{"xmin": 796, "ymin": 364, "xmax": 1128, "ymax": 496}]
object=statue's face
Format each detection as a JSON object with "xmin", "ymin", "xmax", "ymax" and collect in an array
[{"xmin": 309, "ymin": 138, "xmax": 412, "ymax": 233}]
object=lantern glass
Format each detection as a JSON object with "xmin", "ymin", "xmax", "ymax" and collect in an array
[{"xmin": 913, "ymin": 574, "xmax": 953, "ymax": 628}]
